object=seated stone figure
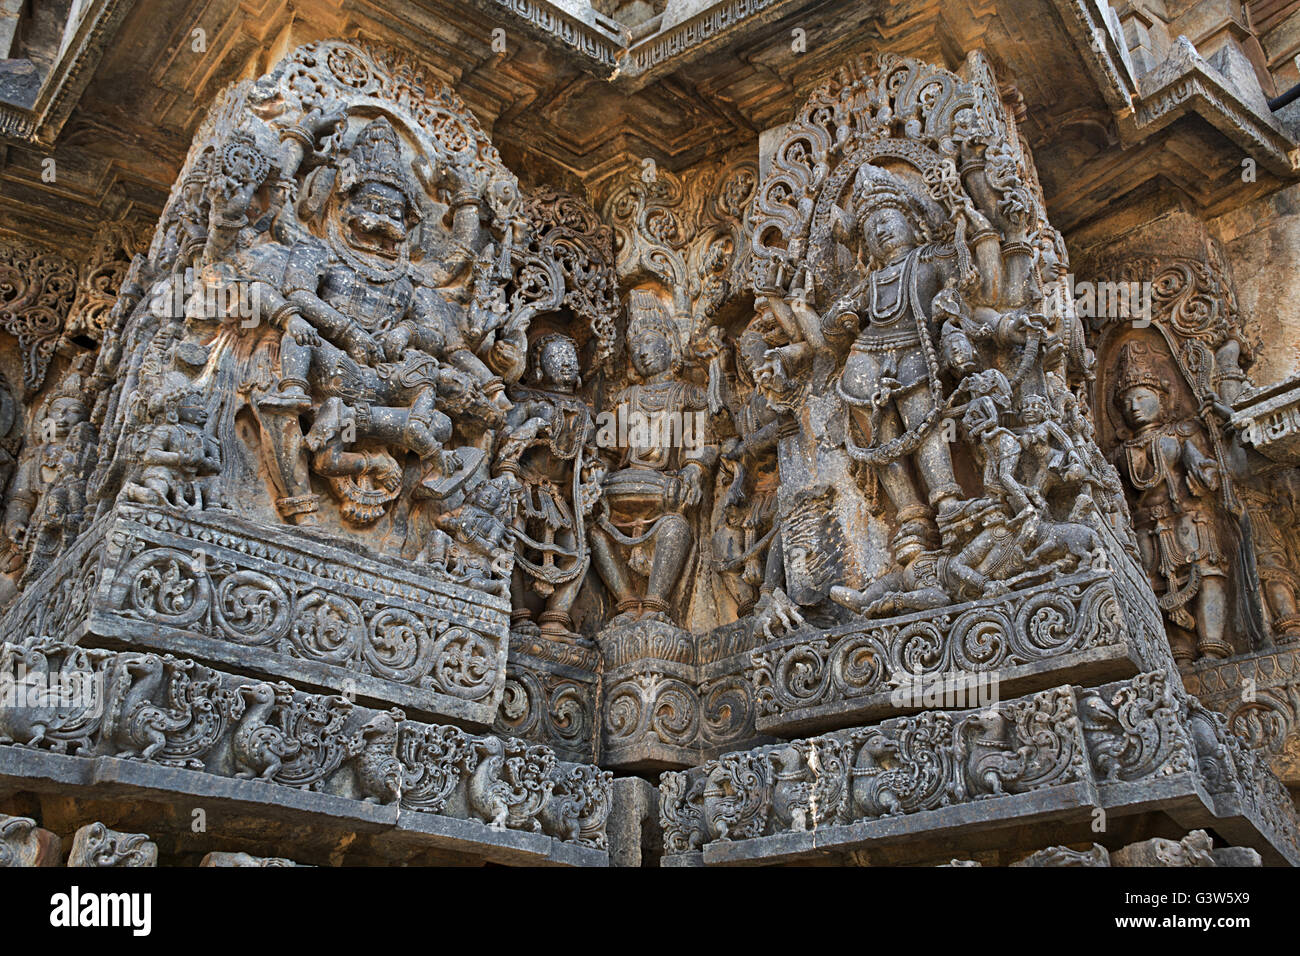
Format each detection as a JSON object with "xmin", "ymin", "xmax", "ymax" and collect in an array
[
  {"xmin": 122, "ymin": 384, "xmax": 222, "ymax": 510},
  {"xmin": 589, "ymin": 290, "xmax": 717, "ymax": 627}
]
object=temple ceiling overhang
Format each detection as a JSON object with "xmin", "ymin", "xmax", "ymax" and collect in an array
[{"xmin": 0, "ymin": 0, "xmax": 1296, "ymax": 253}]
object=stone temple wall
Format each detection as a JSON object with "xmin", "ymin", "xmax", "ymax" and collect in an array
[{"xmin": 1, "ymin": 0, "xmax": 1300, "ymax": 868}]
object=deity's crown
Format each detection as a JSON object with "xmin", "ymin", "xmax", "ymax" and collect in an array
[
  {"xmin": 48, "ymin": 354, "xmax": 93, "ymax": 407},
  {"xmin": 852, "ymin": 163, "xmax": 917, "ymax": 224},
  {"xmin": 627, "ymin": 289, "xmax": 681, "ymax": 355},
  {"xmin": 1112, "ymin": 340, "xmax": 1167, "ymax": 396},
  {"xmin": 341, "ymin": 116, "xmax": 411, "ymax": 200}
]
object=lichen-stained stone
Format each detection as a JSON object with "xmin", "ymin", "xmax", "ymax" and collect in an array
[
  {"xmin": 67, "ymin": 822, "xmax": 158, "ymax": 867},
  {"xmin": 1010, "ymin": 844, "xmax": 1111, "ymax": 867},
  {"xmin": 659, "ymin": 673, "xmax": 1300, "ymax": 866},
  {"xmin": 1110, "ymin": 829, "xmax": 1261, "ymax": 867},
  {"xmin": 0, "ymin": 640, "xmax": 614, "ymax": 862},
  {"xmin": 1183, "ymin": 644, "xmax": 1300, "ymax": 788}
]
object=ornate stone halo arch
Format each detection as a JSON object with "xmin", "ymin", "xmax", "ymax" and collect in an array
[
  {"xmin": 805, "ymin": 142, "xmax": 957, "ymax": 306},
  {"xmin": 750, "ymin": 51, "xmax": 1033, "ymax": 305},
  {"xmin": 266, "ymin": 41, "xmax": 512, "ymax": 197}
]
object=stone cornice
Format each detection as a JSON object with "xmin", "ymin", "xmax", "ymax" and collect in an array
[
  {"xmin": 1051, "ymin": 0, "xmax": 1299, "ymax": 177},
  {"xmin": 464, "ymin": 0, "xmax": 808, "ymax": 88},
  {"xmin": 0, "ymin": 0, "xmax": 137, "ymax": 147},
  {"xmin": 617, "ymin": 0, "xmax": 804, "ymax": 89}
]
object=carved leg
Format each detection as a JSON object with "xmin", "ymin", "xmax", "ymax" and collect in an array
[
  {"xmin": 590, "ymin": 526, "xmax": 637, "ymax": 625},
  {"xmin": 510, "ymin": 564, "xmax": 539, "ymax": 635},
  {"xmin": 644, "ymin": 513, "xmax": 691, "ymax": 621},
  {"xmin": 1195, "ymin": 575, "xmax": 1232, "ymax": 659},
  {"xmin": 140, "ymin": 733, "xmax": 166, "ymax": 762},
  {"xmin": 543, "ymin": 550, "xmax": 590, "ymax": 640},
  {"xmin": 898, "ymin": 389, "xmax": 960, "ymax": 516},
  {"xmin": 260, "ymin": 334, "xmax": 314, "ymax": 410},
  {"xmin": 252, "ymin": 405, "xmax": 315, "ymax": 526}
]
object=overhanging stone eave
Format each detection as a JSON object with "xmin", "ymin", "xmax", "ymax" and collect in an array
[
  {"xmin": 1048, "ymin": 0, "xmax": 1140, "ymax": 115},
  {"xmin": 1048, "ymin": 0, "xmax": 1299, "ymax": 179},
  {"xmin": 0, "ymin": 0, "xmax": 137, "ymax": 148},
  {"xmin": 611, "ymin": 0, "xmax": 811, "ymax": 92},
  {"xmin": 1122, "ymin": 60, "xmax": 1300, "ymax": 177},
  {"xmin": 459, "ymin": 0, "xmax": 625, "ymax": 78},
  {"xmin": 455, "ymin": 0, "xmax": 818, "ymax": 91}
]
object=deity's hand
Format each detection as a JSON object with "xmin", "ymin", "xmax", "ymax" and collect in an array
[
  {"xmin": 755, "ymin": 350, "xmax": 785, "ymax": 387},
  {"xmin": 377, "ymin": 327, "xmax": 413, "ymax": 362},
  {"xmin": 722, "ymin": 437, "xmax": 743, "ymax": 461},
  {"xmin": 304, "ymin": 100, "xmax": 347, "ymax": 140},
  {"xmin": 212, "ymin": 174, "xmax": 259, "ymax": 223},
  {"xmin": 373, "ymin": 456, "xmax": 402, "ymax": 492},
  {"xmin": 1019, "ymin": 312, "xmax": 1049, "ymax": 334},
  {"xmin": 755, "ymin": 588, "xmax": 806, "ymax": 641},
  {"xmin": 679, "ymin": 465, "xmax": 706, "ymax": 509},
  {"xmin": 343, "ymin": 327, "xmax": 383, "ymax": 366},
  {"xmin": 438, "ymin": 449, "xmax": 464, "ymax": 476},
  {"xmin": 871, "ymin": 376, "xmax": 903, "ymax": 409},
  {"xmin": 287, "ymin": 315, "xmax": 323, "ymax": 348},
  {"xmin": 958, "ymin": 198, "xmax": 995, "ymax": 236},
  {"xmin": 786, "ymin": 294, "xmax": 820, "ymax": 326},
  {"xmin": 1190, "ymin": 458, "xmax": 1221, "ymax": 493},
  {"xmin": 516, "ymin": 416, "xmax": 549, "ymax": 440},
  {"xmin": 488, "ymin": 339, "xmax": 523, "ymax": 376}
]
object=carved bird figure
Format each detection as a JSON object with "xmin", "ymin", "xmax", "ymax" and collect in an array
[
  {"xmin": 232, "ymin": 682, "xmax": 301, "ymax": 781},
  {"xmin": 349, "ymin": 709, "xmax": 405, "ymax": 805}
]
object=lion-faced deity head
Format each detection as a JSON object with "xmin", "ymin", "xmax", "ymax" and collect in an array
[{"xmin": 335, "ymin": 117, "xmax": 420, "ymax": 258}]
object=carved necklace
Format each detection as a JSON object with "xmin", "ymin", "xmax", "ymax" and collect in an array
[
  {"xmin": 327, "ymin": 215, "xmax": 409, "ymax": 283},
  {"xmin": 1122, "ymin": 427, "xmax": 1171, "ymax": 492},
  {"xmin": 869, "ymin": 252, "xmax": 912, "ymax": 323}
]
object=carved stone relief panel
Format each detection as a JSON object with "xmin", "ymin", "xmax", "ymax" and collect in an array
[{"xmin": 1087, "ymin": 253, "xmax": 1299, "ymax": 661}]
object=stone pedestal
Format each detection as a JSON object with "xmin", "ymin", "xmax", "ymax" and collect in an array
[{"xmin": 3, "ymin": 503, "xmax": 510, "ymax": 726}]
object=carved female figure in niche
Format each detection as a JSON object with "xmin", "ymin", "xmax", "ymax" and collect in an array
[
  {"xmin": 1111, "ymin": 342, "xmax": 1230, "ymax": 662},
  {"xmin": 1, "ymin": 360, "xmax": 97, "ymax": 591},
  {"xmin": 498, "ymin": 332, "xmax": 601, "ymax": 642},
  {"xmin": 589, "ymin": 291, "xmax": 717, "ymax": 627}
]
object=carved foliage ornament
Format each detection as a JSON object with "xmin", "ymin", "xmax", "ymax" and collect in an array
[
  {"xmin": 601, "ymin": 152, "xmax": 758, "ymax": 336},
  {"xmin": 0, "ymin": 240, "xmax": 77, "ymax": 393}
]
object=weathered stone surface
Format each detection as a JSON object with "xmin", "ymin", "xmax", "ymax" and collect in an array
[
  {"xmin": 67, "ymin": 822, "xmax": 158, "ymax": 867},
  {"xmin": 659, "ymin": 672, "xmax": 1300, "ymax": 866},
  {"xmin": 2, "ymin": 0, "xmax": 1300, "ymax": 870},
  {"xmin": 200, "ymin": 851, "xmax": 307, "ymax": 867},
  {"xmin": 606, "ymin": 775, "xmax": 661, "ymax": 867},
  {"xmin": 0, "ymin": 640, "xmax": 613, "ymax": 854},
  {"xmin": 1111, "ymin": 829, "xmax": 1239, "ymax": 867},
  {"xmin": 0, "ymin": 812, "xmax": 61, "ymax": 866}
]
